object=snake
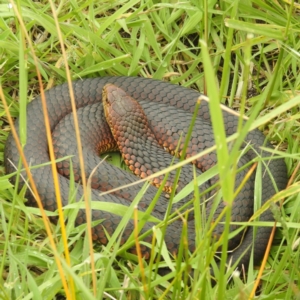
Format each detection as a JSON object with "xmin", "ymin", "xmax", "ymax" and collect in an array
[{"xmin": 4, "ymin": 76, "xmax": 288, "ymax": 273}]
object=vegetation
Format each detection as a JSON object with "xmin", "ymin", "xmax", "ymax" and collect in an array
[{"xmin": 0, "ymin": 0, "xmax": 299, "ymax": 299}]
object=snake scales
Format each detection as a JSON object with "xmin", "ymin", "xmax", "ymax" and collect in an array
[{"xmin": 4, "ymin": 76, "xmax": 288, "ymax": 272}]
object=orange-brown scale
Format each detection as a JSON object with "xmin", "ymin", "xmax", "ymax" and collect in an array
[{"xmin": 103, "ymin": 84, "xmax": 197, "ymax": 194}]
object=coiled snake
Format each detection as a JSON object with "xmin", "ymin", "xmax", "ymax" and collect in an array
[{"xmin": 4, "ymin": 76, "xmax": 288, "ymax": 272}]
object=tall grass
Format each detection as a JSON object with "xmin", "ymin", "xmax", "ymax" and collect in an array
[{"xmin": 0, "ymin": 0, "xmax": 299, "ymax": 299}]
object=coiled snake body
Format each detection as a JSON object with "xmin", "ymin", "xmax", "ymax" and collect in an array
[{"xmin": 4, "ymin": 77, "xmax": 288, "ymax": 271}]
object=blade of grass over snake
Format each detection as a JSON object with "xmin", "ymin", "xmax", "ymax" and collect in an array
[
  {"xmin": 0, "ymin": 4, "xmax": 72, "ymax": 297},
  {"xmin": 200, "ymin": 39, "xmax": 234, "ymax": 295}
]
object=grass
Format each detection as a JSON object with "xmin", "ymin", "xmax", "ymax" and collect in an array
[{"xmin": 0, "ymin": 0, "xmax": 300, "ymax": 299}]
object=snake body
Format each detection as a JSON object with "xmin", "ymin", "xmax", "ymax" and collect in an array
[{"xmin": 4, "ymin": 76, "xmax": 288, "ymax": 271}]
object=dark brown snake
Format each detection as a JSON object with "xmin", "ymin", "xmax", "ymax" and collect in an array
[{"xmin": 4, "ymin": 77, "xmax": 288, "ymax": 273}]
